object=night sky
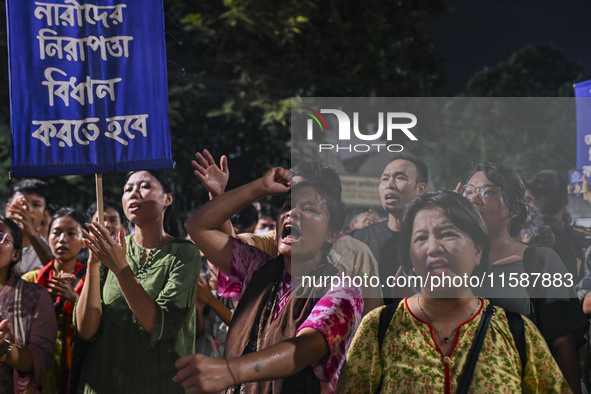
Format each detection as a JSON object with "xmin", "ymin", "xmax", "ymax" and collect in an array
[{"xmin": 425, "ymin": 0, "xmax": 591, "ymax": 95}]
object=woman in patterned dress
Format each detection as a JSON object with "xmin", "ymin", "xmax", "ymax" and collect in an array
[
  {"xmin": 338, "ymin": 190, "xmax": 569, "ymax": 393},
  {"xmin": 176, "ymin": 167, "xmax": 363, "ymax": 393},
  {"xmin": 0, "ymin": 216, "xmax": 56, "ymax": 393}
]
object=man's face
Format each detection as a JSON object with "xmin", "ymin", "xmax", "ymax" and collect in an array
[
  {"xmin": 255, "ymin": 216, "xmax": 276, "ymax": 234},
  {"xmin": 8, "ymin": 192, "xmax": 46, "ymax": 228},
  {"xmin": 378, "ymin": 159, "xmax": 425, "ymax": 216},
  {"xmin": 92, "ymin": 207, "xmax": 123, "ymax": 237}
]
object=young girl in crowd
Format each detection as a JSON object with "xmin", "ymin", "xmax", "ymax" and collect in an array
[
  {"xmin": 23, "ymin": 208, "xmax": 87, "ymax": 393},
  {"xmin": 176, "ymin": 167, "xmax": 363, "ymax": 393},
  {"xmin": 0, "ymin": 216, "xmax": 57, "ymax": 392},
  {"xmin": 76, "ymin": 170, "xmax": 200, "ymax": 393}
]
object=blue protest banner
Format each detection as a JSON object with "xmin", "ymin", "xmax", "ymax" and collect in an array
[
  {"xmin": 7, "ymin": 0, "xmax": 173, "ymax": 177},
  {"xmin": 574, "ymin": 79, "xmax": 591, "ymax": 171}
]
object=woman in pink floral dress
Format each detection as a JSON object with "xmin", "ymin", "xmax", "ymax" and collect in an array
[{"xmin": 176, "ymin": 167, "xmax": 363, "ymax": 393}]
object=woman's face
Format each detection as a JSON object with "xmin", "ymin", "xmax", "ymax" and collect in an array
[
  {"xmin": 122, "ymin": 171, "xmax": 172, "ymax": 225},
  {"xmin": 92, "ymin": 207, "xmax": 123, "ymax": 237},
  {"xmin": 277, "ymin": 186, "xmax": 334, "ymax": 265},
  {"xmin": 410, "ymin": 207, "xmax": 481, "ymax": 284},
  {"xmin": 49, "ymin": 216, "xmax": 85, "ymax": 263},
  {"xmin": 464, "ymin": 171, "xmax": 509, "ymax": 232},
  {"xmin": 0, "ymin": 221, "xmax": 18, "ymax": 271}
]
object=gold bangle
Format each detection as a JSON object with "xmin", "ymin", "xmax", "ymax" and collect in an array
[{"xmin": 225, "ymin": 358, "xmax": 238, "ymax": 387}]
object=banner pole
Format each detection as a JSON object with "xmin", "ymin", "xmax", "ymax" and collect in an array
[{"xmin": 95, "ymin": 173, "xmax": 104, "ymax": 225}]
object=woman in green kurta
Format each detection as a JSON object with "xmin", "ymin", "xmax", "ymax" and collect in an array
[{"xmin": 75, "ymin": 170, "xmax": 200, "ymax": 393}]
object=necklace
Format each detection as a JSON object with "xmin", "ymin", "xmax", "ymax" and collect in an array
[{"xmin": 418, "ymin": 297, "xmax": 481, "ymax": 343}]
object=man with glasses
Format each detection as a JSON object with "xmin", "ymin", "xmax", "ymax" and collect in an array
[{"xmin": 353, "ymin": 153, "xmax": 428, "ymax": 304}]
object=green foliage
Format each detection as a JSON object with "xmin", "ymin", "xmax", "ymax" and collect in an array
[
  {"xmin": 0, "ymin": 0, "xmax": 447, "ymax": 212},
  {"xmin": 164, "ymin": 0, "xmax": 447, "ymax": 209},
  {"xmin": 463, "ymin": 44, "xmax": 588, "ymax": 98},
  {"xmin": 426, "ymin": 44, "xmax": 590, "ymax": 189}
]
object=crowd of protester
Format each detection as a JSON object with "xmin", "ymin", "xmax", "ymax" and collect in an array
[{"xmin": 3, "ymin": 149, "xmax": 591, "ymax": 393}]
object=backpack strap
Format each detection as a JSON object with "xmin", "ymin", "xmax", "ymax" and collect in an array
[
  {"xmin": 456, "ymin": 303, "xmax": 495, "ymax": 394},
  {"xmin": 377, "ymin": 303, "xmax": 397, "ymax": 351},
  {"xmin": 375, "ymin": 303, "xmax": 398, "ymax": 393},
  {"xmin": 505, "ymin": 310, "xmax": 526, "ymax": 376},
  {"xmin": 522, "ymin": 246, "xmax": 540, "ymax": 325}
]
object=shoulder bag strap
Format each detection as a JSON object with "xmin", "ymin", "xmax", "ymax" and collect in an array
[
  {"xmin": 456, "ymin": 303, "xmax": 495, "ymax": 394},
  {"xmin": 505, "ymin": 310, "xmax": 526, "ymax": 376},
  {"xmin": 12, "ymin": 279, "xmax": 27, "ymax": 347},
  {"xmin": 375, "ymin": 303, "xmax": 398, "ymax": 393},
  {"xmin": 522, "ymin": 246, "xmax": 540, "ymax": 325},
  {"xmin": 377, "ymin": 303, "xmax": 397, "ymax": 350}
]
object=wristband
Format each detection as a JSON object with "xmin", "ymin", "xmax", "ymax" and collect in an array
[{"xmin": 225, "ymin": 358, "xmax": 238, "ymax": 387}]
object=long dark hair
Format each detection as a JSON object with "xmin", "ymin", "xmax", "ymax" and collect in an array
[
  {"xmin": 0, "ymin": 216, "xmax": 23, "ymax": 276},
  {"xmin": 466, "ymin": 163, "xmax": 528, "ymax": 237},
  {"xmin": 50, "ymin": 207, "xmax": 87, "ymax": 231},
  {"xmin": 125, "ymin": 170, "xmax": 185, "ymax": 238}
]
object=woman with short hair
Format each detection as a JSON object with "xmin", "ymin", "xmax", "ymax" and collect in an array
[{"xmin": 338, "ymin": 190, "xmax": 568, "ymax": 393}]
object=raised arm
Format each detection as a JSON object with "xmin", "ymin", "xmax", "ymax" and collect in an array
[
  {"xmin": 5, "ymin": 202, "xmax": 53, "ymax": 265},
  {"xmin": 75, "ymin": 247, "xmax": 103, "ymax": 339},
  {"xmin": 173, "ymin": 327, "xmax": 328, "ymax": 393},
  {"xmin": 185, "ymin": 167, "xmax": 291, "ymax": 275},
  {"xmin": 192, "ymin": 149, "xmax": 229, "ymax": 200},
  {"xmin": 191, "ymin": 149, "xmax": 235, "ymax": 238}
]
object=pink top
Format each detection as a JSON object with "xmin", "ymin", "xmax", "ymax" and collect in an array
[
  {"xmin": 219, "ymin": 238, "xmax": 363, "ymax": 393},
  {"xmin": 0, "ymin": 275, "xmax": 57, "ymax": 391}
]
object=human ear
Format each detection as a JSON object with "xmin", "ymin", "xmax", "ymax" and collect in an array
[
  {"xmin": 325, "ymin": 231, "xmax": 339, "ymax": 245},
  {"xmin": 474, "ymin": 244, "xmax": 482, "ymax": 266},
  {"xmin": 416, "ymin": 182, "xmax": 427, "ymax": 195},
  {"xmin": 11, "ymin": 249, "xmax": 21, "ymax": 263},
  {"xmin": 163, "ymin": 193, "xmax": 173, "ymax": 208}
]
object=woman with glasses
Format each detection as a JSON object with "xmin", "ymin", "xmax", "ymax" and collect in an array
[
  {"xmin": 0, "ymin": 216, "xmax": 57, "ymax": 392},
  {"xmin": 460, "ymin": 162, "xmax": 587, "ymax": 393}
]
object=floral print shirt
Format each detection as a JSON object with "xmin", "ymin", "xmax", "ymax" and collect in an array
[
  {"xmin": 337, "ymin": 298, "xmax": 570, "ymax": 394},
  {"xmin": 219, "ymin": 238, "xmax": 364, "ymax": 393}
]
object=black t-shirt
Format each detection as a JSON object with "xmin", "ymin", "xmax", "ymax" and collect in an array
[
  {"xmin": 352, "ymin": 221, "xmax": 400, "ymax": 304},
  {"xmin": 539, "ymin": 215, "xmax": 579, "ymax": 279}
]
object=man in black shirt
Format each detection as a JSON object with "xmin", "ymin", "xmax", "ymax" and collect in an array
[{"xmin": 353, "ymin": 153, "xmax": 428, "ymax": 304}]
